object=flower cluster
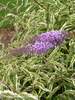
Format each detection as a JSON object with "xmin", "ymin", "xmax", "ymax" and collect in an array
[{"xmin": 10, "ymin": 30, "xmax": 68, "ymax": 56}]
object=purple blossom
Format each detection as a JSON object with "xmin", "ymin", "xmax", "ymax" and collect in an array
[
  {"xmin": 34, "ymin": 31, "xmax": 67, "ymax": 45},
  {"xmin": 32, "ymin": 41, "xmax": 54, "ymax": 54},
  {"xmin": 10, "ymin": 30, "xmax": 68, "ymax": 56}
]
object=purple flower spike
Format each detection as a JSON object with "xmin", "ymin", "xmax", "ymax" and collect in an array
[
  {"xmin": 10, "ymin": 30, "xmax": 68, "ymax": 56},
  {"xmin": 32, "ymin": 41, "xmax": 54, "ymax": 54}
]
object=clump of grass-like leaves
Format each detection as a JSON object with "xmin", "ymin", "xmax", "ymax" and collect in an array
[{"xmin": 0, "ymin": 0, "xmax": 75, "ymax": 100}]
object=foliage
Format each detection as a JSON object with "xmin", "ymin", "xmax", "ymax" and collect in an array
[{"xmin": 0, "ymin": 0, "xmax": 75, "ymax": 100}]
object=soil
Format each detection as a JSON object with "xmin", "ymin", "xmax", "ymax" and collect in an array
[{"xmin": 0, "ymin": 28, "xmax": 15, "ymax": 48}]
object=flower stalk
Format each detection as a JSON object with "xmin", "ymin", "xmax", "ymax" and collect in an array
[{"xmin": 10, "ymin": 30, "xmax": 68, "ymax": 56}]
